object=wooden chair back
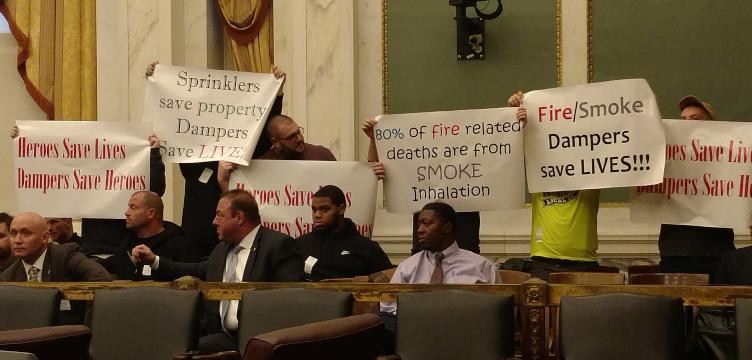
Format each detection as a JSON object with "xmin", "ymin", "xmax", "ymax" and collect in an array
[
  {"xmin": 629, "ymin": 273, "xmax": 709, "ymax": 286},
  {"xmin": 627, "ymin": 264, "xmax": 660, "ymax": 275},
  {"xmin": 549, "ymin": 272, "xmax": 625, "ymax": 285},
  {"xmin": 497, "ymin": 270, "xmax": 532, "ymax": 284}
]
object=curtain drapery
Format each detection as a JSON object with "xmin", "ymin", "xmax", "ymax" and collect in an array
[
  {"xmin": 215, "ymin": 0, "xmax": 273, "ymax": 73},
  {"xmin": 0, "ymin": 0, "xmax": 96, "ymax": 120}
]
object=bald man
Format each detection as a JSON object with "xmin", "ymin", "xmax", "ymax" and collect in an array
[
  {"xmin": 259, "ymin": 115, "xmax": 336, "ymax": 160},
  {"xmin": 105, "ymin": 191, "xmax": 197, "ymax": 280},
  {"xmin": 216, "ymin": 114, "xmax": 336, "ymax": 192},
  {"xmin": 0, "ymin": 212, "xmax": 111, "ymax": 282}
]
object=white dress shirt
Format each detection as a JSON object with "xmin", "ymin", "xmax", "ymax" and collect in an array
[{"xmin": 222, "ymin": 225, "xmax": 259, "ymax": 331}]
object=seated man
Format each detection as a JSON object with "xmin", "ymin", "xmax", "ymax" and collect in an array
[
  {"xmin": 378, "ymin": 202, "xmax": 497, "ymax": 353},
  {"xmin": 131, "ymin": 189, "xmax": 304, "ymax": 353},
  {"xmin": 295, "ymin": 185, "xmax": 392, "ymax": 281},
  {"xmin": 0, "ymin": 212, "xmax": 112, "ymax": 325},
  {"xmin": 0, "ymin": 212, "xmax": 12, "ymax": 272},
  {"xmin": 361, "ymin": 117, "xmax": 481, "ymax": 254},
  {"xmin": 46, "ymin": 218, "xmax": 82, "ymax": 245},
  {"xmin": 104, "ymin": 191, "xmax": 197, "ymax": 280},
  {"xmin": 0, "ymin": 212, "xmax": 112, "ymax": 282}
]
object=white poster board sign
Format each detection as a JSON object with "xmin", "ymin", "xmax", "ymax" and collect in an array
[
  {"xmin": 144, "ymin": 64, "xmax": 282, "ymax": 165},
  {"xmin": 230, "ymin": 160, "xmax": 377, "ymax": 238},
  {"xmin": 522, "ymin": 79, "xmax": 665, "ymax": 192},
  {"xmin": 375, "ymin": 108, "xmax": 525, "ymax": 213},
  {"xmin": 631, "ymin": 119, "xmax": 752, "ymax": 228},
  {"xmin": 14, "ymin": 120, "xmax": 151, "ymax": 219}
]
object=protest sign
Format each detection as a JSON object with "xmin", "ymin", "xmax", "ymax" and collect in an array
[
  {"xmin": 374, "ymin": 108, "xmax": 525, "ymax": 213},
  {"xmin": 522, "ymin": 79, "xmax": 665, "ymax": 192},
  {"xmin": 631, "ymin": 119, "xmax": 752, "ymax": 228},
  {"xmin": 229, "ymin": 160, "xmax": 377, "ymax": 238},
  {"xmin": 14, "ymin": 121, "xmax": 151, "ymax": 219},
  {"xmin": 143, "ymin": 64, "xmax": 282, "ymax": 165}
]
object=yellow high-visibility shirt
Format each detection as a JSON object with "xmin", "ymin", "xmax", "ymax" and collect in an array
[{"xmin": 530, "ymin": 190, "xmax": 600, "ymax": 261}]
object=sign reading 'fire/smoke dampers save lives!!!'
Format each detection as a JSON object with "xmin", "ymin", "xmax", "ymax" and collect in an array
[
  {"xmin": 522, "ymin": 79, "xmax": 666, "ymax": 192},
  {"xmin": 143, "ymin": 64, "xmax": 282, "ymax": 165}
]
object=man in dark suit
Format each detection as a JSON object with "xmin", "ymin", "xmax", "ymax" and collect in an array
[
  {"xmin": 132, "ymin": 189, "xmax": 304, "ymax": 353},
  {"xmin": 0, "ymin": 212, "xmax": 112, "ymax": 325},
  {"xmin": 0, "ymin": 212, "xmax": 112, "ymax": 282}
]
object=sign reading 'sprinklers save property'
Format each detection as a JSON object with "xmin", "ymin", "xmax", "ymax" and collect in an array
[
  {"xmin": 143, "ymin": 64, "xmax": 282, "ymax": 165},
  {"xmin": 522, "ymin": 79, "xmax": 666, "ymax": 192}
]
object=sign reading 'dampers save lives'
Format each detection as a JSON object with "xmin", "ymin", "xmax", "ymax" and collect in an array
[
  {"xmin": 522, "ymin": 78, "xmax": 666, "ymax": 192},
  {"xmin": 143, "ymin": 64, "xmax": 282, "ymax": 165},
  {"xmin": 14, "ymin": 121, "xmax": 151, "ymax": 219},
  {"xmin": 375, "ymin": 108, "xmax": 525, "ymax": 213},
  {"xmin": 631, "ymin": 119, "xmax": 752, "ymax": 229},
  {"xmin": 230, "ymin": 161, "xmax": 377, "ymax": 238}
]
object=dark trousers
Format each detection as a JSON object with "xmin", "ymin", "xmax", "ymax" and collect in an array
[
  {"xmin": 378, "ymin": 312, "xmax": 397, "ymax": 355},
  {"xmin": 199, "ymin": 332, "xmax": 237, "ymax": 354},
  {"xmin": 529, "ymin": 256, "xmax": 599, "ymax": 281},
  {"xmin": 411, "ymin": 212, "xmax": 480, "ymax": 254}
]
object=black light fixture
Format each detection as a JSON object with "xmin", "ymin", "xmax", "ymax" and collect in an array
[{"xmin": 449, "ymin": 0, "xmax": 503, "ymax": 60}]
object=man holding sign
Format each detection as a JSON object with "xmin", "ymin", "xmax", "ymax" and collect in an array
[
  {"xmin": 656, "ymin": 96, "xmax": 735, "ymax": 280},
  {"xmin": 509, "ymin": 91, "xmax": 600, "ymax": 280},
  {"xmin": 145, "ymin": 62, "xmax": 285, "ymax": 257}
]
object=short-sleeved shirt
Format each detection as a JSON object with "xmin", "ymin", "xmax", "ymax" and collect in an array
[{"xmin": 530, "ymin": 190, "xmax": 600, "ymax": 262}]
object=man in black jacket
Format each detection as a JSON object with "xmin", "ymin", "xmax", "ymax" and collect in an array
[
  {"xmin": 131, "ymin": 189, "xmax": 303, "ymax": 353},
  {"xmin": 295, "ymin": 185, "xmax": 391, "ymax": 281},
  {"xmin": 105, "ymin": 191, "xmax": 196, "ymax": 280}
]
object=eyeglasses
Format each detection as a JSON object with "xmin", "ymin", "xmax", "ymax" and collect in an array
[{"xmin": 279, "ymin": 127, "xmax": 304, "ymax": 141}]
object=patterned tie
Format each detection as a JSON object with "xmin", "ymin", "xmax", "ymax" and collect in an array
[
  {"xmin": 220, "ymin": 246, "xmax": 241, "ymax": 333},
  {"xmin": 429, "ymin": 252, "xmax": 445, "ymax": 284},
  {"xmin": 27, "ymin": 266, "xmax": 40, "ymax": 282}
]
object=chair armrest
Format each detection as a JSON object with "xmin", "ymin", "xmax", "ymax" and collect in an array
[{"xmin": 174, "ymin": 351, "xmax": 240, "ymax": 360}]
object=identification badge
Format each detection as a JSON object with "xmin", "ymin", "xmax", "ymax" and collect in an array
[
  {"xmin": 142, "ymin": 264, "xmax": 152, "ymax": 276},
  {"xmin": 304, "ymin": 256, "xmax": 318, "ymax": 274},
  {"xmin": 198, "ymin": 168, "xmax": 214, "ymax": 183}
]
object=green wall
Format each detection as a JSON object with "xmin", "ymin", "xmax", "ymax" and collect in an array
[{"xmin": 386, "ymin": 0, "xmax": 559, "ymax": 114}]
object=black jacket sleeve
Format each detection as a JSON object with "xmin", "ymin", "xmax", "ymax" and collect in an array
[
  {"xmin": 156, "ymin": 258, "xmax": 209, "ymax": 280},
  {"xmin": 272, "ymin": 235, "xmax": 305, "ymax": 282},
  {"xmin": 149, "ymin": 147, "xmax": 166, "ymax": 196}
]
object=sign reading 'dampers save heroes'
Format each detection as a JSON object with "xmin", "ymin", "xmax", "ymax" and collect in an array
[
  {"xmin": 631, "ymin": 119, "xmax": 752, "ymax": 229},
  {"xmin": 14, "ymin": 121, "xmax": 151, "ymax": 219},
  {"xmin": 522, "ymin": 78, "xmax": 666, "ymax": 192}
]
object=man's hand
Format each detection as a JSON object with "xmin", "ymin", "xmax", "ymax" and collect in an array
[
  {"xmin": 148, "ymin": 133, "xmax": 160, "ymax": 148},
  {"xmin": 9, "ymin": 126, "xmax": 18, "ymax": 139},
  {"xmin": 508, "ymin": 91, "xmax": 527, "ymax": 128},
  {"xmin": 362, "ymin": 117, "xmax": 378, "ymax": 140},
  {"xmin": 145, "ymin": 61, "xmax": 159, "ymax": 78},
  {"xmin": 507, "ymin": 91, "xmax": 524, "ymax": 107},
  {"xmin": 131, "ymin": 244, "xmax": 156, "ymax": 265},
  {"xmin": 517, "ymin": 108, "xmax": 528, "ymax": 128},
  {"xmin": 217, "ymin": 161, "xmax": 239, "ymax": 192},
  {"xmin": 271, "ymin": 64, "xmax": 286, "ymax": 90},
  {"xmin": 372, "ymin": 162, "xmax": 385, "ymax": 180}
]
